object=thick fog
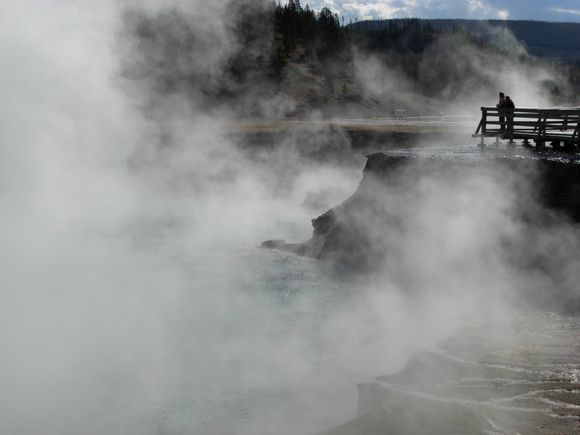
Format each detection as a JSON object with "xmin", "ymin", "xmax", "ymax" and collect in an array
[
  {"xmin": 1, "ymin": 1, "xmax": 579, "ymax": 434},
  {"xmin": 352, "ymin": 28, "xmax": 572, "ymax": 117}
]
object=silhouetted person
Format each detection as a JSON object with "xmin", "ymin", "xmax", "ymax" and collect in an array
[
  {"xmin": 504, "ymin": 96, "xmax": 515, "ymax": 142},
  {"xmin": 496, "ymin": 92, "xmax": 506, "ymax": 131}
]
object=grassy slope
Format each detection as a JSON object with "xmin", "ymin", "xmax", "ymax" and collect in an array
[{"xmin": 277, "ymin": 48, "xmax": 445, "ymax": 119}]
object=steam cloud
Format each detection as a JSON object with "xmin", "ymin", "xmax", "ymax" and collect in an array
[{"xmin": 1, "ymin": 1, "xmax": 578, "ymax": 434}]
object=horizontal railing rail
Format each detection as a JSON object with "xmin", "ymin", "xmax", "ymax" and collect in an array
[{"xmin": 473, "ymin": 106, "xmax": 580, "ymax": 148}]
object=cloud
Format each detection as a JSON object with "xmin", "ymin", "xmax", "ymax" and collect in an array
[
  {"xmin": 553, "ymin": 7, "xmax": 580, "ymax": 16},
  {"xmin": 496, "ymin": 9, "xmax": 510, "ymax": 19},
  {"xmin": 342, "ymin": 1, "xmax": 403, "ymax": 20},
  {"xmin": 468, "ymin": 0, "xmax": 510, "ymax": 19},
  {"xmin": 291, "ymin": 0, "xmax": 511, "ymax": 21}
]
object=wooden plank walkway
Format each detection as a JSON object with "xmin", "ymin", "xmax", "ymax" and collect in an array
[{"xmin": 473, "ymin": 106, "xmax": 580, "ymax": 151}]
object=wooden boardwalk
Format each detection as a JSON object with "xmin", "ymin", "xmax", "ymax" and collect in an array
[{"xmin": 473, "ymin": 106, "xmax": 580, "ymax": 151}]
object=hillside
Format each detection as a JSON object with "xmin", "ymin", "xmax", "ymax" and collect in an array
[
  {"xmin": 351, "ymin": 19, "xmax": 580, "ymax": 62},
  {"xmin": 122, "ymin": 6, "xmax": 580, "ymax": 121}
]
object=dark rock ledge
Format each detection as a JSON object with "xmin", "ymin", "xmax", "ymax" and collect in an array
[{"xmin": 262, "ymin": 152, "xmax": 580, "ymax": 272}]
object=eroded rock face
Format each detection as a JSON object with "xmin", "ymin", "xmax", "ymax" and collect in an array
[
  {"xmin": 260, "ymin": 152, "xmax": 580, "ymax": 433},
  {"xmin": 263, "ymin": 152, "xmax": 580, "ymax": 274}
]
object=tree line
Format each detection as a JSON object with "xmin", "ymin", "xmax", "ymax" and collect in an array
[
  {"xmin": 269, "ymin": 1, "xmax": 343, "ymax": 77},
  {"xmin": 122, "ymin": 1, "xmax": 579, "ymax": 117}
]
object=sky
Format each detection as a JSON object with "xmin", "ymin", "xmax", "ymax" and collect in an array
[{"xmin": 297, "ymin": 0, "xmax": 580, "ymax": 22}]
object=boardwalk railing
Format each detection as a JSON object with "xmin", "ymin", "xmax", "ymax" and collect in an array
[{"xmin": 473, "ymin": 106, "xmax": 580, "ymax": 149}]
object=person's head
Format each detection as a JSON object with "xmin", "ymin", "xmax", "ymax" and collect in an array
[
  {"xmin": 499, "ymin": 92, "xmax": 505, "ymax": 98},
  {"xmin": 506, "ymin": 96, "xmax": 511, "ymax": 101}
]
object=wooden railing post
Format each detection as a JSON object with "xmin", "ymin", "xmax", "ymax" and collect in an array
[
  {"xmin": 537, "ymin": 111, "xmax": 547, "ymax": 149},
  {"xmin": 480, "ymin": 107, "xmax": 487, "ymax": 145},
  {"xmin": 572, "ymin": 120, "xmax": 580, "ymax": 144}
]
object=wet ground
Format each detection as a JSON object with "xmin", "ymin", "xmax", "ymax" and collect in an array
[
  {"xmin": 387, "ymin": 141, "xmax": 580, "ymax": 162},
  {"xmin": 225, "ymin": 115, "xmax": 476, "ymax": 134},
  {"xmin": 321, "ymin": 312, "xmax": 580, "ymax": 434}
]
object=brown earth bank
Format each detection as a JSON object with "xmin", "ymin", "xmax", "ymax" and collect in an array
[{"xmin": 227, "ymin": 118, "xmax": 474, "ymax": 158}]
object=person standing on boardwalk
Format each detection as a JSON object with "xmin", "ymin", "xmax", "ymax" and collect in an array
[
  {"xmin": 504, "ymin": 95, "xmax": 515, "ymax": 142},
  {"xmin": 496, "ymin": 92, "xmax": 506, "ymax": 131}
]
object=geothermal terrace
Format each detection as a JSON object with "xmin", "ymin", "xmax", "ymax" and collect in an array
[
  {"xmin": 256, "ymin": 116, "xmax": 580, "ymax": 434},
  {"xmin": 322, "ymin": 312, "xmax": 580, "ymax": 435}
]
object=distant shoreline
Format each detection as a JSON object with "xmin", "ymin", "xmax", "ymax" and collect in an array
[{"xmin": 225, "ymin": 116, "xmax": 474, "ymax": 135}]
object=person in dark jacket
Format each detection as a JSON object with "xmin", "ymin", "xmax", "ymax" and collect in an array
[
  {"xmin": 496, "ymin": 92, "xmax": 506, "ymax": 131},
  {"xmin": 504, "ymin": 96, "xmax": 515, "ymax": 142}
]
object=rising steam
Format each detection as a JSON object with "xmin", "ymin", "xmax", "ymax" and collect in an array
[{"xmin": 1, "ymin": 1, "xmax": 578, "ymax": 434}]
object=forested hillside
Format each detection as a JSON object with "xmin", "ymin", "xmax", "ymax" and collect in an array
[
  {"xmin": 352, "ymin": 19, "xmax": 580, "ymax": 62},
  {"xmin": 122, "ymin": 1, "xmax": 580, "ymax": 119}
]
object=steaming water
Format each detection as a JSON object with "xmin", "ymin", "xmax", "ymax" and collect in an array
[
  {"xmin": 107, "ymin": 212, "xmax": 415, "ymax": 435},
  {"xmin": 3, "ymin": 142, "xmax": 579, "ymax": 435},
  {"xmin": 0, "ymin": 186, "xmax": 426, "ymax": 435},
  {"xmin": 63, "ymin": 215, "xmax": 580, "ymax": 435},
  {"xmin": 3, "ymin": 1, "xmax": 580, "ymax": 433},
  {"xmin": 3, "ymin": 146, "xmax": 579, "ymax": 434}
]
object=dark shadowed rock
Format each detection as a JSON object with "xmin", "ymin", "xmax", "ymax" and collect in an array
[
  {"xmin": 263, "ymin": 151, "xmax": 580, "ymax": 274},
  {"xmin": 260, "ymin": 239, "xmax": 287, "ymax": 249},
  {"xmin": 260, "ymin": 239, "xmax": 306, "ymax": 255}
]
